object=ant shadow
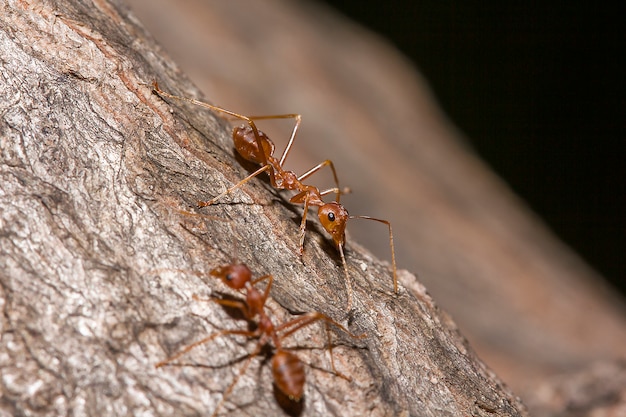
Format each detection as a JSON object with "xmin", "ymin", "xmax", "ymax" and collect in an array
[{"xmin": 274, "ymin": 384, "xmax": 305, "ymax": 416}]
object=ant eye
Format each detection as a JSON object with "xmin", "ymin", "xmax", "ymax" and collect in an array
[
  {"xmin": 327, "ymin": 212, "xmax": 335, "ymax": 222},
  {"xmin": 226, "ymin": 273, "xmax": 234, "ymax": 281}
]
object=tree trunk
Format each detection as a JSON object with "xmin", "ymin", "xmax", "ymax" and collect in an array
[
  {"xmin": 122, "ymin": 0, "xmax": 626, "ymax": 395},
  {"xmin": 0, "ymin": 1, "xmax": 620, "ymax": 417}
]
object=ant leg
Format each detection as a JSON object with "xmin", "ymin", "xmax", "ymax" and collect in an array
[
  {"xmin": 153, "ymin": 81, "xmax": 261, "ymax": 123},
  {"xmin": 207, "ymin": 297, "xmax": 252, "ymax": 319},
  {"xmin": 288, "ymin": 191, "xmax": 314, "ymax": 257},
  {"xmin": 152, "ymin": 82, "xmax": 271, "ymax": 167},
  {"xmin": 322, "ymin": 321, "xmax": 350, "ymax": 381},
  {"xmin": 194, "ymin": 294, "xmax": 264, "ymax": 325},
  {"xmin": 298, "ymin": 160, "xmax": 343, "ymax": 203},
  {"xmin": 278, "ymin": 314, "xmax": 353, "ymax": 380},
  {"xmin": 244, "ymin": 114, "xmax": 302, "ymax": 168},
  {"xmin": 350, "ymin": 216, "xmax": 397, "ymax": 294},
  {"xmin": 153, "ymin": 81, "xmax": 256, "ymax": 123},
  {"xmin": 155, "ymin": 328, "xmax": 257, "ymax": 368},
  {"xmin": 198, "ymin": 164, "xmax": 272, "ymax": 207},
  {"xmin": 209, "ymin": 338, "xmax": 267, "ymax": 417},
  {"xmin": 277, "ymin": 312, "xmax": 365, "ymax": 380},
  {"xmin": 320, "ymin": 186, "xmax": 352, "ymax": 200},
  {"xmin": 155, "ymin": 198, "xmax": 228, "ymax": 222},
  {"xmin": 251, "ymin": 274, "xmax": 274, "ymax": 302},
  {"xmin": 277, "ymin": 312, "xmax": 365, "ymax": 342},
  {"xmin": 240, "ymin": 113, "xmax": 302, "ymax": 168},
  {"xmin": 337, "ymin": 244, "xmax": 354, "ymax": 311},
  {"xmin": 298, "ymin": 197, "xmax": 312, "ymax": 257},
  {"xmin": 248, "ymin": 114, "xmax": 347, "ymax": 203},
  {"xmin": 251, "ymin": 274, "xmax": 272, "ymax": 286}
]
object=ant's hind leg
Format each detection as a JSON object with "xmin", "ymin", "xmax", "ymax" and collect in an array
[
  {"xmin": 152, "ymin": 82, "xmax": 253, "ymax": 122},
  {"xmin": 156, "ymin": 328, "xmax": 255, "ymax": 368},
  {"xmin": 277, "ymin": 312, "xmax": 366, "ymax": 381},
  {"xmin": 198, "ymin": 165, "xmax": 272, "ymax": 207},
  {"xmin": 209, "ymin": 341, "xmax": 265, "ymax": 417},
  {"xmin": 244, "ymin": 114, "xmax": 348, "ymax": 204},
  {"xmin": 245, "ymin": 114, "xmax": 303, "ymax": 167}
]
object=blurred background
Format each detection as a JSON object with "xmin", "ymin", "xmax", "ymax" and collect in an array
[{"xmin": 318, "ymin": 1, "xmax": 625, "ymax": 296}]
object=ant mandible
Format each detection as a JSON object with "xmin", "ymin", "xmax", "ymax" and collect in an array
[
  {"xmin": 152, "ymin": 82, "xmax": 397, "ymax": 309},
  {"xmin": 155, "ymin": 262, "xmax": 365, "ymax": 416}
]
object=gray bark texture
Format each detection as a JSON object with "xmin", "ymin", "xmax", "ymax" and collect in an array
[{"xmin": 0, "ymin": 1, "xmax": 623, "ymax": 417}]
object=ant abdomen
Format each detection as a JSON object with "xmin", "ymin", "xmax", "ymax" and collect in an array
[
  {"xmin": 233, "ymin": 125, "xmax": 274, "ymax": 165},
  {"xmin": 272, "ymin": 350, "xmax": 306, "ymax": 401}
]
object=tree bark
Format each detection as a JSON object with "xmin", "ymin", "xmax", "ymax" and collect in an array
[{"xmin": 0, "ymin": 1, "xmax": 619, "ymax": 417}]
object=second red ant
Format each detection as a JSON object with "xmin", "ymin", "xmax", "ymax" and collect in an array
[
  {"xmin": 155, "ymin": 262, "xmax": 365, "ymax": 416},
  {"xmin": 152, "ymin": 83, "xmax": 398, "ymax": 309}
]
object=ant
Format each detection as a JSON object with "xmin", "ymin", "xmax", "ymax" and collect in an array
[
  {"xmin": 155, "ymin": 262, "xmax": 365, "ymax": 416},
  {"xmin": 152, "ymin": 82, "xmax": 397, "ymax": 309}
]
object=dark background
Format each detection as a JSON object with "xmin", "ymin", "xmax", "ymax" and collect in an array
[{"xmin": 316, "ymin": 1, "xmax": 625, "ymax": 294}]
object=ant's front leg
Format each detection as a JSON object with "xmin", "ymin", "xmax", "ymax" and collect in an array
[{"xmin": 289, "ymin": 191, "xmax": 313, "ymax": 257}]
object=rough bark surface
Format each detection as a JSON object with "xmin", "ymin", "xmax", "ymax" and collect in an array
[{"xmin": 0, "ymin": 1, "xmax": 529, "ymax": 416}]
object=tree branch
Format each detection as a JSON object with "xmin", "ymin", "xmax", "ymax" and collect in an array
[
  {"xmin": 123, "ymin": 1, "xmax": 626, "ymax": 398},
  {"xmin": 1, "ymin": 0, "xmax": 548, "ymax": 415}
]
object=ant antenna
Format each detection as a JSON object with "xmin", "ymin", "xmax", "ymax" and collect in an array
[{"xmin": 349, "ymin": 215, "xmax": 397, "ymax": 293}]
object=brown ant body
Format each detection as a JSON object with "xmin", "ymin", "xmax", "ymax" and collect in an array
[
  {"xmin": 152, "ymin": 83, "xmax": 397, "ymax": 308},
  {"xmin": 156, "ymin": 262, "xmax": 364, "ymax": 416}
]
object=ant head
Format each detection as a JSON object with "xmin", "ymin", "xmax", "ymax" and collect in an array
[
  {"xmin": 318, "ymin": 202, "xmax": 349, "ymax": 248},
  {"xmin": 210, "ymin": 263, "xmax": 251, "ymax": 290}
]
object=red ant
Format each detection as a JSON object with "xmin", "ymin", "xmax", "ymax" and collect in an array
[
  {"xmin": 155, "ymin": 262, "xmax": 365, "ymax": 416},
  {"xmin": 152, "ymin": 82, "xmax": 397, "ymax": 309}
]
